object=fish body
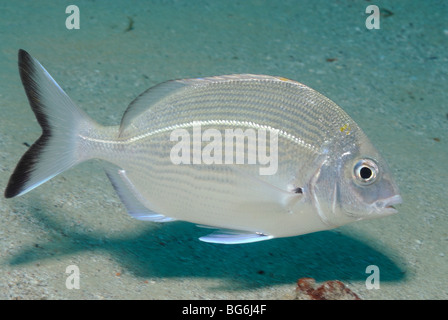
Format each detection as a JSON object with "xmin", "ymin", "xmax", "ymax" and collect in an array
[{"xmin": 5, "ymin": 50, "xmax": 402, "ymax": 244}]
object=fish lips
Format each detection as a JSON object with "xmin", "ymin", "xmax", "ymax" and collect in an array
[{"xmin": 374, "ymin": 194, "xmax": 403, "ymax": 215}]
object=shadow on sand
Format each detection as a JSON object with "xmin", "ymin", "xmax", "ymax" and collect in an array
[{"xmin": 7, "ymin": 201, "xmax": 406, "ymax": 290}]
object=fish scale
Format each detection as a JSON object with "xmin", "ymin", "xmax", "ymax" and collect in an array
[{"xmin": 123, "ymin": 80, "xmax": 335, "ymax": 143}]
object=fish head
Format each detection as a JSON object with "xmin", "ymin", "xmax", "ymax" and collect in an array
[{"xmin": 310, "ymin": 132, "xmax": 402, "ymax": 227}]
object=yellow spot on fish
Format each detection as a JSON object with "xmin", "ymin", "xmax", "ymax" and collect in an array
[
  {"xmin": 277, "ymin": 77, "xmax": 291, "ymax": 82},
  {"xmin": 340, "ymin": 123, "xmax": 351, "ymax": 135}
]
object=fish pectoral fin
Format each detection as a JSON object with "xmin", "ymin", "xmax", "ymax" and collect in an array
[
  {"xmin": 104, "ymin": 167, "xmax": 175, "ymax": 222},
  {"xmin": 228, "ymin": 165, "xmax": 303, "ymax": 211},
  {"xmin": 198, "ymin": 227, "xmax": 273, "ymax": 244}
]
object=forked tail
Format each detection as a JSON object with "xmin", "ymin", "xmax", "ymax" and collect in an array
[{"xmin": 5, "ymin": 50, "xmax": 98, "ymax": 198}]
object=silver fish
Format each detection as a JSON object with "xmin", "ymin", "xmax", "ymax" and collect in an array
[{"xmin": 5, "ymin": 50, "xmax": 402, "ymax": 244}]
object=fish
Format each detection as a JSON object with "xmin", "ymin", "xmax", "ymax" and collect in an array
[{"xmin": 4, "ymin": 49, "xmax": 402, "ymax": 244}]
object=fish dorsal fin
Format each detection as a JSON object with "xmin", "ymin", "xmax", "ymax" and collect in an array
[
  {"xmin": 119, "ymin": 80, "xmax": 187, "ymax": 138},
  {"xmin": 104, "ymin": 167, "xmax": 175, "ymax": 222},
  {"xmin": 118, "ymin": 74, "xmax": 292, "ymax": 138},
  {"xmin": 177, "ymin": 74, "xmax": 288, "ymax": 84}
]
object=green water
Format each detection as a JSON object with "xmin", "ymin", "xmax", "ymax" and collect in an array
[{"xmin": 0, "ymin": 0, "xmax": 446, "ymax": 299}]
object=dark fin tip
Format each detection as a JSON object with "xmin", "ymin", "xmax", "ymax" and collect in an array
[
  {"xmin": 18, "ymin": 49, "xmax": 51, "ymax": 133},
  {"xmin": 4, "ymin": 136, "xmax": 47, "ymax": 198},
  {"xmin": 5, "ymin": 50, "xmax": 50, "ymax": 198}
]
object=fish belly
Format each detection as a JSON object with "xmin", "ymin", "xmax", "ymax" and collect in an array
[{"xmin": 106, "ymin": 123, "xmax": 329, "ymax": 237}]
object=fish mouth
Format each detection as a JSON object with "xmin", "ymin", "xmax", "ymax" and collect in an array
[{"xmin": 375, "ymin": 195, "xmax": 403, "ymax": 215}]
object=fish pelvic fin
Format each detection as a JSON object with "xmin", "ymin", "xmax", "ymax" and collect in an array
[
  {"xmin": 199, "ymin": 228, "xmax": 274, "ymax": 244},
  {"xmin": 4, "ymin": 50, "xmax": 98, "ymax": 198}
]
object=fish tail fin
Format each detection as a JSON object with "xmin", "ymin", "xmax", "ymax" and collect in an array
[{"xmin": 4, "ymin": 49, "xmax": 99, "ymax": 198}]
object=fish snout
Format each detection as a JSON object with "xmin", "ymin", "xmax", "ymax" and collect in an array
[{"xmin": 373, "ymin": 194, "xmax": 403, "ymax": 215}]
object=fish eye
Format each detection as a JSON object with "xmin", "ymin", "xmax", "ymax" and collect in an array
[{"xmin": 353, "ymin": 159, "xmax": 378, "ymax": 185}]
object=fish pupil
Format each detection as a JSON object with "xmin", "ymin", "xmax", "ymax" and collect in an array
[
  {"xmin": 360, "ymin": 166, "xmax": 372, "ymax": 180},
  {"xmin": 293, "ymin": 187, "xmax": 303, "ymax": 194}
]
